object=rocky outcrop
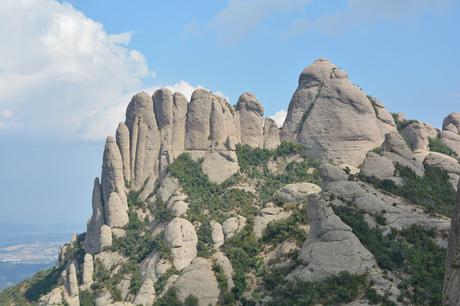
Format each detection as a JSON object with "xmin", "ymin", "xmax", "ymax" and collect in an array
[
  {"xmin": 360, "ymin": 152, "xmax": 396, "ymax": 180},
  {"xmin": 274, "ymin": 182, "xmax": 321, "ymax": 204},
  {"xmin": 254, "ymin": 204, "xmax": 292, "ymax": 238},
  {"xmin": 289, "ymin": 196, "xmax": 375, "ymax": 281},
  {"xmin": 381, "ymin": 131, "xmax": 424, "ymax": 176},
  {"xmin": 173, "ymin": 257, "xmax": 220, "ymax": 306},
  {"xmin": 441, "ymin": 113, "xmax": 460, "ymax": 157},
  {"xmin": 424, "ymin": 152, "xmax": 460, "ymax": 189},
  {"xmin": 402, "ymin": 121, "xmax": 438, "ymax": 153},
  {"xmin": 222, "ymin": 215, "xmax": 246, "ymax": 239},
  {"xmin": 201, "ymin": 151, "xmax": 239, "ymax": 183},
  {"xmin": 99, "ymin": 224, "xmax": 113, "ymax": 250},
  {"xmin": 85, "ymin": 178, "xmax": 105, "ymax": 254},
  {"xmin": 281, "ymin": 59, "xmax": 395, "ymax": 167},
  {"xmin": 236, "ymin": 93, "xmax": 265, "ymax": 148},
  {"xmin": 65, "ymin": 263, "xmax": 79, "ymax": 299},
  {"xmin": 263, "ymin": 118, "xmax": 281, "ymax": 149},
  {"xmin": 210, "ymin": 220, "xmax": 224, "ymax": 248},
  {"xmin": 105, "ymin": 192, "xmax": 129, "ymax": 228},
  {"xmin": 81, "ymin": 254, "xmax": 94, "ymax": 290},
  {"xmin": 133, "ymin": 279, "xmax": 156, "ymax": 305},
  {"xmin": 444, "ymin": 181, "xmax": 460, "ymax": 305},
  {"xmin": 101, "ymin": 136, "xmax": 127, "ymax": 206},
  {"xmin": 165, "ymin": 217, "xmax": 198, "ymax": 271}
]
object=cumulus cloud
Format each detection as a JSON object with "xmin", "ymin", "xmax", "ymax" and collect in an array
[
  {"xmin": 289, "ymin": 0, "xmax": 452, "ymax": 35},
  {"xmin": 270, "ymin": 109, "xmax": 287, "ymax": 127},
  {"xmin": 0, "ymin": 0, "xmax": 151, "ymax": 139},
  {"xmin": 206, "ymin": 0, "xmax": 310, "ymax": 44}
]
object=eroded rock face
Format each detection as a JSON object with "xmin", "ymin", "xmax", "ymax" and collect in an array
[
  {"xmin": 289, "ymin": 196, "xmax": 375, "ymax": 281},
  {"xmin": 236, "ymin": 93, "xmax": 265, "ymax": 148},
  {"xmin": 402, "ymin": 121, "xmax": 438, "ymax": 153},
  {"xmin": 201, "ymin": 152, "xmax": 240, "ymax": 183},
  {"xmin": 81, "ymin": 254, "xmax": 94, "ymax": 289},
  {"xmin": 85, "ymin": 178, "xmax": 105, "ymax": 254},
  {"xmin": 281, "ymin": 59, "xmax": 394, "ymax": 167},
  {"xmin": 263, "ymin": 118, "xmax": 281, "ymax": 149},
  {"xmin": 222, "ymin": 215, "xmax": 246, "ymax": 240},
  {"xmin": 381, "ymin": 131, "xmax": 424, "ymax": 176},
  {"xmin": 210, "ymin": 220, "xmax": 224, "ymax": 248},
  {"xmin": 274, "ymin": 182, "xmax": 321, "ymax": 204},
  {"xmin": 444, "ymin": 181, "xmax": 460, "ymax": 306},
  {"xmin": 173, "ymin": 257, "xmax": 220, "ymax": 306},
  {"xmin": 134, "ymin": 279, "xmax": 156, "ymax": 305},
  {"xmin": 101, "ymin": 136, "xmax": 127, "ymax": 208},
  {"xmin": 105, "ymin": 192, "xmax": 129, "ymax": 228},
  {"xmin": 360, "ymin": 152, "xmax": 395, "ymax": 181},
  {"xmin": 424, "ymin": 152, "xmax": 460, "ymax": 189},
  {"xmin": 165, "ymin": 217, "xmax": 198, "ymax": 271},
  {"xmin": 254, "ymin": 204, "xmax": 292, "ymax": 238}
]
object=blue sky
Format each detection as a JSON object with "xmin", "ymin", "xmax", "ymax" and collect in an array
[{"xmin": 0, "ymin": 0, "xmax": 459, "ymax": 228}]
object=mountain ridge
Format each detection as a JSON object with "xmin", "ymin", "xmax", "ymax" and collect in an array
[{"xmin": 2, "ymin": 58, "xmax": 460, "ymax": 306}]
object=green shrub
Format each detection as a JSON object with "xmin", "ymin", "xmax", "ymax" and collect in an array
[
  {"xmin": 335, "ymin": 206, "xmax": 445, "ymax": 305},
  {"xmin": 429, "ymin": 137, "xmax": 458, "ymax": 158},
  {"xmin": 222, "ymin": 219, "xmax": 262, "ymax": 300},
  {"xmin": 360, "ymin": 164, "xmax": 456, "ymax": 216},
  {"xmin": 267, "ymin": 271, "xmax": 367, "ymax": 306},
  {"xmin": 79, "ymin": 290, "xmax": 96, "ymax": 306},
  {"xmin": 262, "ymin": 206, "xmax": 308, "ymax": 246}
]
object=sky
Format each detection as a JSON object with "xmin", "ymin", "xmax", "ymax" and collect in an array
[{"xmin": 0, "ymin": 0, "xmax": 459, "ymax": 229}]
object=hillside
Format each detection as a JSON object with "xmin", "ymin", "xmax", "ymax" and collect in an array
[{"xmin": 2, "ymin": 58, "xmax": 460, "ymax": 306}]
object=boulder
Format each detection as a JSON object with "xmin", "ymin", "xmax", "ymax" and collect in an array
[
  {"xmin": 263, "ymin": 118, "xmax": 280, "ymax": 149},
  {"xmin": 402, "ymin": 121, "xmax": 437, "ymax": 153},
  {"xmin": 65, "ymin": 263, "xmax": 79, "ymax": 297},
  {"xmin": 134, "ymin": 279, "xmax": 156, "ymax": 305},
  {"xmin": 165, "ymin": 217, "xmax": 198, "ymax": 271},
  {"xmin": 99, "ymin": 225, "xmax": 113, "ymax": 250},
  {"xmin": 167, "ymin": 190, "xmax": 189, "ymax": 217},
  {"xmin": 281, "ymin": 59, "xmax": 388, "ymax": 167},
  {"xmin": 253, "ymin": 204, "xmax": 292, "ymax": 238},
  {"xmin": 381, "ymin": 131, "xmax": 424, "ymax": 176},
  {"xmin": 210, "ymin": 220, "xmax": 224, "ymax": 248},
  {"xmin": 222, "ymin": 215, "xmax": 246, "ymax": 239},
  {"xmin": 441, "ymin": 130, "xmax": 460, "ymax": 157},
  {"xmin": 105, "ymin": 192, "xmax": 129, "ymax": 228},
  {"xmin": 201, "ymin": 152, "xmax": 239, "ymax": 183},
  {"xmin": 158, "ymin": 172, "xmax": 181, "ymax": 202},
  {"xmin": 173, "ymin": 257, "xmax": 220, "ymax": 306},
  {"xmin": 424, "ymin": 152, "xmax": 460, "ymax": 189},
  {"xmin": 85, "ymin": 178, "xmax": 105, "ymax": 254},
  {"xmin": 212, "ymin": 251, "xmax": 234, "ymax": 289},
  {"xmin": 289, "ymin": 196, "xmax": 375, "ymax": 281},
  {"xmin": 81, "ymin": 254, "xmax": 94, "ymax": 289},
  {"xmin": 443, "ymin": 113, "xmax": 460, "ymax": 132},
  {"xmin": 318, "ymin": 163, "xmax": 348, "ymax": 183},
  {"xmin": 360, "ymin": 152, "xmax": 395, "ymax": 180},
  {"xmin": 275, "ymin": 182, "xmax": 321, "ymax": 203},
  {"xmin": 236, "ymin": 92, "xmax": 264, "ymax": 148}
]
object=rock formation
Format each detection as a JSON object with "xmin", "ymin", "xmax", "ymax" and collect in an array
[{"xmin": 281, "ymin": 58, "xmax": 395, "ymax": 167}]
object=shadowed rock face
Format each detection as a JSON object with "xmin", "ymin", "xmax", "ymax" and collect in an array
[
  {"xmin": 444, "ymin": 181, "xmax": 460, "ymax": 305},
  {"xmin": 281, "ymin": 59, "xmax": 395, "ymax": 167}
]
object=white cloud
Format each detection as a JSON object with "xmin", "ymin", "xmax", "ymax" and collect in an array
[
  {"xmin": 206, "ymin": 0, "xmax": 310, "ymax": 44},
  {"xmin": 270, "ymin": 109, "xmax": 287, "ymax": 127},
  {"xmin": 289, "ymin": 0, "xmax": 452, "ymax": 35},
  {"xmin": 0, "ymin": 0, "xmax": 150, "ymax": 139}
]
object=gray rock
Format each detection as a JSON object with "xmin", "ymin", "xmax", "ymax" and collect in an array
[
  {"xmin": 81, "ymin": 254, "xmax": 94, "ymax": 289},
  {"xmin": 402, "ymin": 122, "xmax": 437, "ymax": 152},
  {"xmin": 263, "ymin": 118, "xmax": 280, "ymax": 149},
  {"xmin": 85, "ymin": 178, "xmax": 105, "ymax": 254},
  {"xmin": 236, "ymin": 92, "xmax": 264, "ymax": 148},
  {"xmin": 173, "ymin": 257, "xmax": 220, "ymax": 306},
  {"xmin": 134, "ymin": 278, "xmax": 156, "ymax": 305},
  {"xmin": 424, "ymin": 152, "xmax": 460, "ymax": 189},
  {"xmin": 172, "ymin": 92, "xmax": 188, "ymax": 158},
  {"xmin": 289, "ymin": 196, "xmax": 375, "ymax": 281},
  {"xmin": 185, "ymin": 89, "xmax": 213, "ymax": 150},
  {"xmin": 441, "ymin": 130, "xmax": 460, "ymax": 157},
  {"xmin": 444, "ymin": 181, "xmax": 460, "ymax": 306},
  {"xmin": 222, "ymin": 215, "xmax": 246, "ymax": 239},
  {"xmin": 125, "ymin": 92, "xmax": 161, "ymax": 197},
  {"xmin": 116, "ymin": 122, "xmax": 131, "ymax": 183},
  {"xmin": 281, "ymin": 59, "xmax": 387, "ymax": 167},
  {"xmin": 213, "ymin": 251, "xmax": 234, "ymax": 289},
  {"xmin": 165, "ymin": 217, "xmax": 198, "ymax": 271},
  {"xmin": 99, "ymin": 225, "xmax": 113, "ymax": 250},
  {"xmin": 382, "ymin": 131, "xmax": 424, "ymax": 176},
  {"xmin": 443, "ymin": 113, "xmax": 460, "ymax": 133},
  {"xmin": 105, "ymin": 192, "xmax": 129, "ymax": 228},
  {"xmin": 210, "ymin": 220, "xmax": 224, "ymax": 248},
  {"xmin": 274, "ymin": 182, "xmax": 321, "ymax": 204},
  {"xmin": 167, "ymin": 191, "xmax": 189, "ymax": 217},
  {"xmin": 254, "ymin": 204, "xmax": 292, "ymax": 238},
  {"xmin": 360, "ymin": 152, "xmax": 395, "ymax": 180},
  {"xmin": 318, "ymin": 163, "xmax": 348, "ymax": 183},
  {"xmin": 158, "ymin": 172, "xmax": 181, "ymax": 202},
  {"xmin": 201, "ymin": 152, "xmax": 239, "ymax": 184},
  {"xmin": 65, "ymin": 263, "xmax": 79, "ymax": 297},
  {"xmin": 101, "ymin": 136, "xmax": 127, "ymax": 208}
]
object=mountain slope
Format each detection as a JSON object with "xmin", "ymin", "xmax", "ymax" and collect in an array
[{"xmin": 1, "ymin": 59, "xmax": 460, "ymax": 306}]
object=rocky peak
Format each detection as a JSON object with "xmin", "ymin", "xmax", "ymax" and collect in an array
[{"xmin": 281, "ymin": 58, "xmax": 396, "ymax": 167}]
